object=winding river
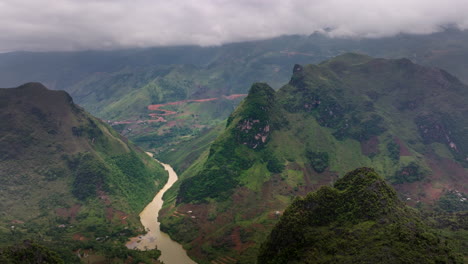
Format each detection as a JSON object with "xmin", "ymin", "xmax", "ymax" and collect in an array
[{"xmin": 126, "ymin": 153, "xmax": 197, "ymax": 264}]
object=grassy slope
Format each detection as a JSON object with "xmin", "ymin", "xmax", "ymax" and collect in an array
[{"xmin": 0, "ymin": 83, "xmax": 168, "ymax": 263}]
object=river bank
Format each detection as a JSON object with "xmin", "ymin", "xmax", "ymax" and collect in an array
[{"xmin": 126, "ymin": 154, "xmax": 196, "ymax": 264}]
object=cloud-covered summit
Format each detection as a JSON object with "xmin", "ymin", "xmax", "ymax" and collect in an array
[{"xmin": 1, "ymin": 0, "xmax": 468, "ymax": 52}]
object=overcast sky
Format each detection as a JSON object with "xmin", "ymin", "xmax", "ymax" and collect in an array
[{"xmin": 1, "ymin": 0, "xmax": 468, "ymax": 52}]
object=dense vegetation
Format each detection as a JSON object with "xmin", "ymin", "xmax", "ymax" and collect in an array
[
  {"xmin": 2, "ymin": 35, "xmax": 468, "ymax": 262},
  {"xmin": 258, "ymin": 168, "xmax": 462, "ymax": 264},
  {"xmin": 0, "ymin": 240, "xmax": 64, "ymax": 264},
  {"xmin": 390, "ymin": 162, "xmax": 426, "ymax": 184},
  {"xmin": 178, "ymin": 83, "xmax": 279, "ymax": 203},
  {"xmin": 438, "ymin": 191, "xmax": 468, "ymax": 213},
  {"xmin": 0, "ymin": 83, "xmax": 167, "ymax": 263},
  {"xmin": 387, "ymin": 140, "xmax": 400, "ymax": 162},
  {"xmin": 161, "ymin": 54, "xmax": 468, "ymax": 263},
  {"xmin": 306, "ymin": 151, "xmax": 329, "ymax": 173},
  {"xmin": 70, "ymin": 153, "xmax": 109, "ymax": 200}
]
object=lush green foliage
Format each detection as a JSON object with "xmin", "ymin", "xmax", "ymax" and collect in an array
[
  {"xmin": 0, "ymin": 84, "xmax": 167, "ymax": 262},
  {"xmin": 178, "ymin": 83, "xmax": 279, "ymax": 202},
  {"xmin": 71, "ymin": 118, "xmax": 103, "ymax": 139},
  {"xmin": 258, "ymin": 168, "xmax": 462, "ymax": 264},
  {"xmin": 279, "ymin": 64, "xmax": 387, "ymax": 142},
  {"xmin": 0, "ymin": 241, "xmax": 64, "ymax": 264},
  {"xmin": 70, "ymin": 153, "xmax": 109, "ymax": 200},
  {"xmin": 306, "ymin": 151, "xmax": 329, "ymax": 173},
  {"xmin": 438, "ymin": 191, "xmax": 468, "ymax": 213},
  {"xmin": 265, "ymin": 154, "xmax": 285, "ymax": 173},
  {"xmin": 387, "ymin": 140, "xmax": 400, "ymax": 162},
  {"xmin": 178, "ymin": 135, "xmax": 253, "ymax": 202},
  {"xmin": 391, "ymin": 162, "xmax": 425, "ymax": 184},
  {"xmin": 167, "ymin": 54, "xmax": 468, "ymax": 263}
]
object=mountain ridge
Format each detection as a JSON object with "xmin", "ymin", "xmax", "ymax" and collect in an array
[
  {"xmin": 4, "ymin": 30, "xmax": 468, "ymax": 161},
  {"xmin": 160, "ymin": 53, "xmax": 468, "ymax": 263}
]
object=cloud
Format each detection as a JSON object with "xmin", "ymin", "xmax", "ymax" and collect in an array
[{"xmin": 1, "ymin": 0, "xmax": 468, "ymax": 52}]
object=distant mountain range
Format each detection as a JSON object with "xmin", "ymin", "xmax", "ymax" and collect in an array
[
  {"xmin": 1, "ymin": 30, "xmax": 468, "ymax": 263},
  {"xmin": 159, "ymin": 54, "xmax": 468, "ymax": 263},
  {"xmin": 3, "ymin": 30, "xmax": 468, "ymax": 159},
  {"xmin": 0, "ymin": 83, "xmax": 167, "ymax": 262}
]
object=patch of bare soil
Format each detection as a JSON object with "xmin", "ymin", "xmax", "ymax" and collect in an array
[
  {"xmin": 394, "ymin": 137, "xmax": 412, "ymax": 156},
  {"xmin": 361, "ymin": 136, "xmax": 380, "ymax": 156},
  {"xmin": 72, "ymin": 233, "xmax": 88, "ymax": 241},
  {"xmin": 394, "ymin": 153, "xmax": 467, "ymax": 203},
  {"xmin": 230, "ymin": 227, "xmax": 243, "ymax": 252},
  {"xmin": 105, "ymin": 207, "xmax": 129, "ymax": 224},
  {"xmin": 55, "ymin": 204, "xmax": 81, "ymax": 222},
  {"xmin": 301, "ymin": 164, "xmax": 338, "ymax": 194}
]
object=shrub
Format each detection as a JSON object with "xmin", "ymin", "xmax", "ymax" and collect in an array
[
  {"xmin": 71, "ymin": 153, "xmax": 109, "ymax": 200},
  {"xmin": 438, "ymin": 191, "xmax": 468, "ymax": 212},
  {"xmin": 387, "ymin": 140, "xmax": 400, "ymax": 162},
  {"xmin": 391, "ymin": 162, "xmax": 425, "ymax": 184},
  {"xmin": 306, "ymin": 151, "xmax": 329, "ymax": 173}
]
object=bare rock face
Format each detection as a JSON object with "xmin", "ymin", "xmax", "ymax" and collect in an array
[{"xmin": 233, "ymin": 82, "xmax": 277, "ymax": 149}]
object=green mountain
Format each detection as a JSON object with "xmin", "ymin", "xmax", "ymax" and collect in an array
[
  {"xmin": 159, "ymin": 54, "xmax": 468, "ymax": 263},
  {"xmin": 3, "ymin": 30, "xmax": 468, "ymax": 160},
  {"xmin": 258, "ymin": 167, "xmax": 462, "ymax": 264},
  {"xmin": 0, "ymin": 83, "xmax": 167, "ymax": 263}
]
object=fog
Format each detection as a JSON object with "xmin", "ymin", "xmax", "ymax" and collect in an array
[{"xmin": 1, "ymin": 0, "xmax": 468, "ymax": 52}]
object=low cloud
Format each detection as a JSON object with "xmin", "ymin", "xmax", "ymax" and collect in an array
[{"xmin": 1, "ymin": 0, "xmax": 468, "ymax": 52}]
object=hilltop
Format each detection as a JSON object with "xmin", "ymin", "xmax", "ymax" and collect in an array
[
  {"xmin": 258, "ymin": 167, "xmax": 462, "ymax": 263},
  {"xmin": 0, "ymin": 83, "xmax": 168, "ymax": 262}
]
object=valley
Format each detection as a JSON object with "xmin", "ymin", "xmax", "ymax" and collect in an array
[
  {"xmin": 126, "ymin": 153, "xmax": 196, "ymax": 264},
  {"xmin": 1, "ymin": 30, "xmax": 468, "ymax": 264},
  {"xmin": 0, "ymin": 83, "xmax": 169, "ymax": 263},
  {"xmin": 158, "ymin": 54, "xmax": 468, "ymax": 263}
]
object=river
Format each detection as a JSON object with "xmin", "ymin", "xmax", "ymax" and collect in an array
[{"xmin": 126, "ymin": 153, "xmax": 197, "ymax": 264}]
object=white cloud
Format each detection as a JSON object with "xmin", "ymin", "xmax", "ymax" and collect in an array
[{"xmin": 1, "ymin": 0, "xmax": 468, "ymax": 52}]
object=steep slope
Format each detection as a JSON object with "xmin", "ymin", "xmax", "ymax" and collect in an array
[
  {"xmin": 0, "ymin": 83, "xmax": 168, "ymax": 263},
  {"xmin": 258, "ymin": 167, "xmax": 462, "ymax": 264},
  {"xmin": 160, "ymin": 54, "xmax": 468, "ymax": 263},
  {"xmin": 178, "ymin": 83, "xmax": 282, "ymax": 202}
]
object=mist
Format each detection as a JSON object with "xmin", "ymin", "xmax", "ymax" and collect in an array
[{"xmin": 1, "ymin": 0, "xmax": 468, "ymax": 52}]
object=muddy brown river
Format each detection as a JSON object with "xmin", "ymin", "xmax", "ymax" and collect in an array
[{"xmin": 126, "ymin": 154, "xmax": 197, "ymax": 264}]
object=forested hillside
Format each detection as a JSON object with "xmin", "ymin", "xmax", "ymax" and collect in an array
[{"xmin": 0, "ymin": 83, "xmax": 168, "ymax": 263}]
